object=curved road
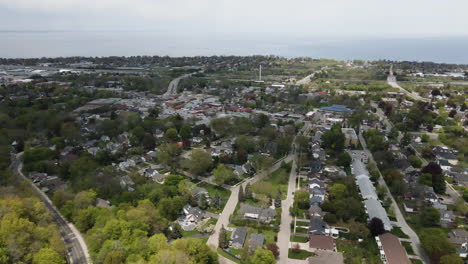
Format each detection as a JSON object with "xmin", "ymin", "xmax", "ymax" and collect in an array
[
  {"xmin": 11, "ymin": 153, "xmax": 91, "ymax": 264},
  {"xmin": 163, "ymin": 71, "xmax": 202, "ymax": 97}
]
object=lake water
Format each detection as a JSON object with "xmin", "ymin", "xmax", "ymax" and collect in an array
[{"xmin": 1, "ymin": 31, "xmax": 468, "ymax": 64}]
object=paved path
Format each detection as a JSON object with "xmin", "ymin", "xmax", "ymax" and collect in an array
[
  {"xmin": 11, "ymin": 153, "xmax": 91, "ymax": 264},
  {"xmin": 356, "ymin": 136, "xmax": 429, "ymax": 264},
  {"xmin": 277, "ymin": 157, "xmax": 298, "ymax": 264}
]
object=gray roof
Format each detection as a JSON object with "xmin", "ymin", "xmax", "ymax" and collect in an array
[
  {"xmin": 356, "ymin": 175, "xmax": 378, "ymax": 200},
  {"xmin": 232, "ymin": 227, "xmax": 247, "ymax": 245},
  {"xmin": 240, "ymin": 204, "xmax": 276, "ymax": 221},
  {"xmin": 309, "ymin": 217, "xmax": 328, "ymax": 235},
  {"xmin": 364, "ymin": 199, "xmax": 392, "ymax": 231},
  {"xmin": 249, "ymin": 234, "xmax": 264, "ymax": 251}
]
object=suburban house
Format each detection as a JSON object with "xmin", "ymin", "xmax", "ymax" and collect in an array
[
  {"xmin": 309, "ymin": 205, "xmax": 325, "ymax": 218},
  {"xmin": 403, "ymin": 203, "xmax": 416, "ymax": 213},
  {"xmin": 310, "ymin": 160, "xmax": 322, "ymax": 173},
  {"xmin": 231, "ymin": 227, "xmax": 247, "ymax": 249},
  {"xmin": 439, "ymin": 209, "xmax": 455, "ymax": 227},
  {"xmin": 309, "ymin": 217, "xmax": 334, "ymax": 236},
  {"xmin": 182, "ymin": 205, "xmax": 204, "ymax": 223},
  {"xmin": 309, "ymin": 178, "xmax": 325, "ymax": 189},
  {"xmin": 309, "ymin": 235, "xmax": 335, "ymax": 251},
  {"xmin": 448, "ymin": 229, "xmax": 468, "ymax": 246},
  {"xmin": 376, "ymin": 233, "xmax": 411, "ymax": 264},
  {"xmin": 239, "ymin": 204, "xmax": 277, "ymax": 223},
  {"xmin": 433, "ymin": 146, "xmax": 458, "ymax": 165},
  {"xmin": 341, "ymin": 128, "xmax": 358, "ymax": 147},
  {"xmin": 248, "ymin": 233, "xmax": 264, "ymax": 252}
]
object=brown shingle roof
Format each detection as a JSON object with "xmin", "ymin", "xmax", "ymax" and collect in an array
[
  {"xmin": 309, "ymin": 235, "xmax": 334, "ymax": 251},
  {"xmin": 379, "ymin": 233, "xmax": 411, "ymax": 264}
]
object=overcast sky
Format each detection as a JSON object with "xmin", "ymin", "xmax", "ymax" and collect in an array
[{"xmin": 1, "ymin": 0, "xmax": 468, "ymax": 38}]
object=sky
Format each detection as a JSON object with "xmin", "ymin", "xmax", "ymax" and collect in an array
[{"xmin": 1, "ymin": 0, "xmax": 468, "ymax": 39}]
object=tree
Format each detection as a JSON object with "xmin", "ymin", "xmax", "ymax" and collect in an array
[
  {"xmin": 165, "ymin": 128, "xmax": 179, "ymax": 142},
  {"xmin": 266, "ymin": 243, "xmax": 279, "ymax": 259},
  {"xmin": 157, "ymin": 143, "xmax": 182, "ymax": 171},
  {"xmin": 274, "ymin": 191, "xmax": 281, "ymax": 208},
  {"xmin": 103, "ymin": 251, "xmax": 127, "ymax": 264},
  {"xmin": 420, "ymin": 207, "xmax": 440, "ymax": 227},
  {"xmin": 293, "ymin": 190, "xmax": 309, "ymax": 210},
  {"xmin": 245, "ymin": 183, "xmax": 253, "ymax": 200},
  {"xmin": 238, "ymin": 185, "xmax": 245, "ymax": 202},
  {"xmin": 408, "ymin": 155, "xmax": 422, "ymax": 168},
  {"xmin": 250, "ymin": 154, "xmax": 274, "ymax": 172},
  {"xmin": 368, "ymin": 217, "xmax": 385, "ymax": 236},
  {"xmin": 141, "ymin": 133, "xmax": 156, "ymax": 150},
  {"xmin": 179, "ymin": 125, "xmax": 192, "ymax": 140},
  {"xmin": 440, "ymin": 254, "xmax": 463, "ymax": 264},
  {"xmin": 247, "ymin": 248, "xmax": 276, "ymax": 264},
  {"xmin": 213, "ymin": 192, "xmax": 221, "ymax": 209},
  {"xmin": 184, "ymin": 149, "xmax": 213, "ymax": 176},
  {"xmin": 169, "ymin": 224, "xmax": 183, "ymax": 239},
  {"xmin": 148, "ymin": 234, "xmax": 169, "ymax": 254},
  {"xmin": 32, "ymin": 248, "xmax": 65, "ymax": 264},
  {"xmin": 328, "ymin": 184, "xmax": 347, "ymax": 199},
  {"xmin": 219, "ymin": 225, "xmax": 228, "ymax": 249},
  {"xmin": 212, "ymin": 164, "xmax": 236, "ymax": 185},
  {"xmin": 421, "ymin": 228, "xmax": 455, "ymax": 263},
  {"xmin": 321, "ymin": 124, "xmax": 345, "ymax": 153},
  {"xmin": 422, "ymin": 162, "xmax": 445, "ymax": 194},
  {"xmin": 337, "ymin": 152, "xmax": 352, "ymax": 168}
]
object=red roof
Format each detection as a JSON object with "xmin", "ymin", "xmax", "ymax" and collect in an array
[
  {"xmin": 378, "ymin": 233, "xmax": 411, "ymax": 264},
  {"xmin": 309, "ymin": 235, "xmax": 334, "ymax": 251}
]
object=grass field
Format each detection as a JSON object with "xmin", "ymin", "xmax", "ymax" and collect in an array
[
  {"xmin": 290, "ymin": 235, "xmax": 309, "ymax": 243},
  {"xmin": 288, "ymin": 249, "xmax": 315, "ymax": 260},
  {"xmin": 391, "ymin": 226, "xmax": 410, "ymax": 239},
  {"xmin": 402, "ymin": 241, "xmax": 415, "ymax": 255}
]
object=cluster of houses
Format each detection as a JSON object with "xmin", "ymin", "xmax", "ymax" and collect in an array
[{"xmin": 29, "ymin": 172, "xmax": 66, "ymax": 194}]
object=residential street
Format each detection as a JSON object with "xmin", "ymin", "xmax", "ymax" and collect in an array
[
  {"xmin": 277, "ymin": 156, "xmax": 298, "ymax": 264},
  {"xmin": 11, "ymin": 153, "xmax": 90, "ymax": 264}
]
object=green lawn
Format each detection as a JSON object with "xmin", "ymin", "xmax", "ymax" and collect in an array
[
  {"xmin": 288, "ymin": 249, "xmax": 315, "ymax": 260},
  {"xmin": 402, "ymin": 241, "xmax": 415, "ymax": 255},
  {"xmin": 181, "ymin": 229, "xmax": 201, "ymax": 237},
  {"xmin": 296, "ymin": 221, "xmax": 309, "ymax": 227},
  {"xmin": 411, "ymin": 259, "xmax": 423, "ymax": 264},
  {"xmin": 290, "ymin": 235, "xmax": 309, "ymax": 243},
  {"xmin": 391, "ymin": 227, "xmax": 410, "ymax": 239},
  {"xmin": 337, "ymin": 239, "xmax": 382, "ymax": 264},
  {"xmin": 198, "ymin": 182, "xmax": 231, "ymax": 199},
  {"xmin": 217, "ymin": 248, "xmax": 240, "ymax": 264},
  {"xmin": 252, "ymin": 165, "xmax": 290, "ymax": 200},
  {"xmin": 295, "ymin": 227, "xmax": 309, "ymax": 234}
]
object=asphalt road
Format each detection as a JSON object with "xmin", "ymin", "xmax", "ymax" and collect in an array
[
  {"xmin": 277, "ymin": 156, "xmax": 298, "ymax": 264},
  {"xmin": 387, "ymin": 66, "xmax": 429, "ymax": 103},
  {"xmin": 11, "ymin": 153, "xmax": 90, "ymax": 264},
  {"xmin": 163, "ymin": 71, "xmax": 202, "ymax": 97}
]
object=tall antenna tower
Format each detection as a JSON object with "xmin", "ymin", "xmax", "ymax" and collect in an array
[{"xmin": 259, "ymin": 64, "xmax": 262, "ymax": 81}]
